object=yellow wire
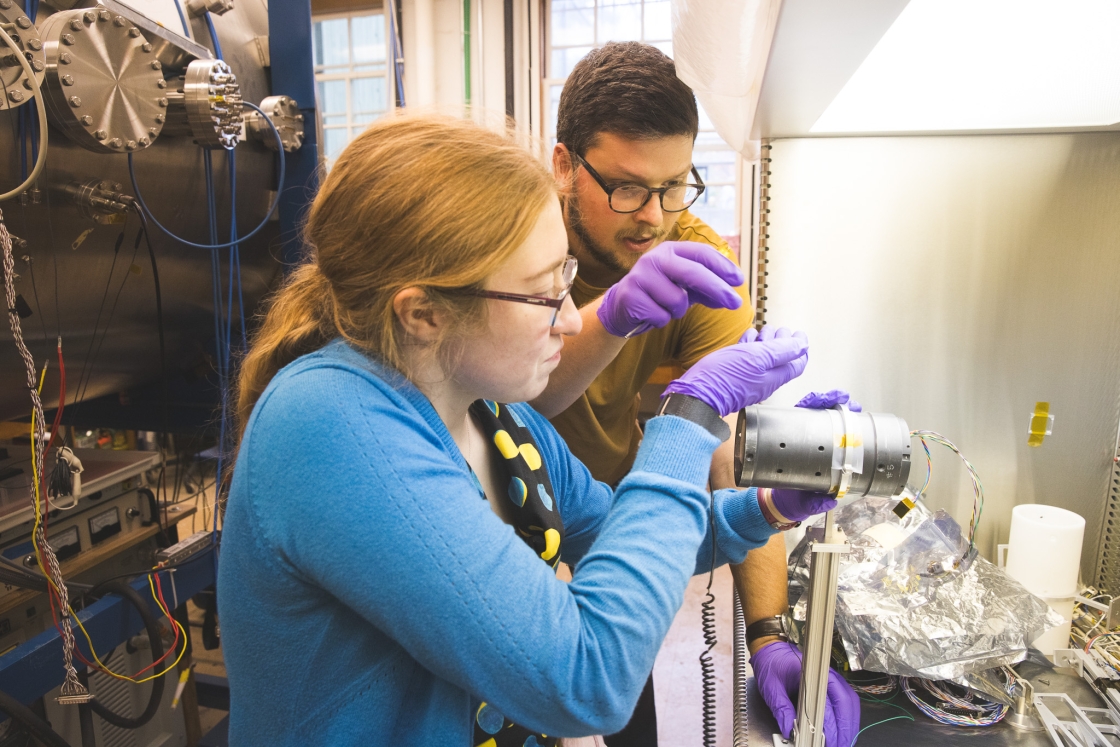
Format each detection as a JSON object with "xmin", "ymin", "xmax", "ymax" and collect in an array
[
  {"xmin": 30, "ymin": 362, "xmax": 53, "ymax": 592},
  {"xmin": 68, "ymin": 572, "xmax": 187, "ymax": 683},
  {"xmin": 29, "ymin": 362, "xmax": 185, "ymax": 683}
]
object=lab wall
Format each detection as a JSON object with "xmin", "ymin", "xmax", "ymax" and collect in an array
[{"xmin": 762, "ymin": 133, "xmax": 1120, "ymax": 585}]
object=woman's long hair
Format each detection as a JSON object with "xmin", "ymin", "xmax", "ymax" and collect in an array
[{"xmin": 236, "ymin": 113, "xmax": 556, "ymax": 436}]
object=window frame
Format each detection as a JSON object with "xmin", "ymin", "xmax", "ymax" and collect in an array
[
  {"xmin": 311, "ymin": 7, "xmax": 394, "ymax": 167},
  {"xmin": 544, "ymin": 0, "xmax": 744, "ymax": 240}
]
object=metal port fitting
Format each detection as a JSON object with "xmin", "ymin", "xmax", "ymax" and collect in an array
[
  {"xmin": 245, "ymin": 94, "xmax": 305, "ymax": 152},
  {"xmin": 39, "ymin": 7, "xmax": 167, "ymax": 153},
  {"xmin": 185, "ymin": 0, "xmax": 234, "ymax": 17},
  {"xmin": 162, "ymin": 58, "xmax": 243, "ymax": 149},
  {"xmin": 0, "ymin": 3, "xmax": 45, "ymax": 105}
]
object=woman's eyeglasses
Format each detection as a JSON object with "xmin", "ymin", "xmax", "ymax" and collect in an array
[{"xmin": 467, "ymin": 256, "xmax": 578, "ymax": 327}]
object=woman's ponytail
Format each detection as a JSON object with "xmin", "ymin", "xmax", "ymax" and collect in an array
[{"xmin": 237, "ymin": 262, "xmax": 334, "ymax": 435}]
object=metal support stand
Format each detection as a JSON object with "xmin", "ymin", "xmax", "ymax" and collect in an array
[
  {"xmin": 792, "ymin": 512, "xmax": 849, "ymax": 747},
  {"xmin": 1034, "ymin": 692, "xmax": 1120, "ymax": 747}
]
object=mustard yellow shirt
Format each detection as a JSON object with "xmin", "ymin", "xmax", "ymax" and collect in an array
[{"xmin": 549, "ymin": 211, "xmax": 755, "ymax": 485}]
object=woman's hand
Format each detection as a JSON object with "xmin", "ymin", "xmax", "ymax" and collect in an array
[{"xmin": 662, "ymin": 326, "xmax": 809, "ymax": 417}]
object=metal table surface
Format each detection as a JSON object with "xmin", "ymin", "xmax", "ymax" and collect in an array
[{"xmin": 737, "ymin": 661, "xmax": 1103, "ymax": 747}]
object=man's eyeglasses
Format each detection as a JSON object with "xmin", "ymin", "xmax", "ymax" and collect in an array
[
  {"xmin": 570, "ymin": 152, "xmax": 705, "ymax": 214},
  {"xmin": 466, "ymin": 256, "xmax": 578, "ymax": 327}
]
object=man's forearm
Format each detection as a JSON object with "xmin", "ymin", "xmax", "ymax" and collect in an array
[
  {"xmin": 530, "ymin": 297, "xmax": 628, "ymax": 418},
  {"xmin": 711, "ymin": 414, "xmax": 790, "ymax": 655},
  {"xmin": 732, "ymin": 538, "xmax": 790, "ymax": 654}
]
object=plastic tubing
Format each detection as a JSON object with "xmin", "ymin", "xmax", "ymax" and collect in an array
[
  {"xmin": 128, "ymin": 101, "xmax": 286, "ymax": 249},
  {"xmin": 0, "ymin": 24, "xmax": 47, "ymax": 201}
]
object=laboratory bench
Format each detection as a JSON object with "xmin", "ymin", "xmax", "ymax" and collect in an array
[{"xmin": 737, "ymin": 660, "xmax": 1105, "ymax": 747}]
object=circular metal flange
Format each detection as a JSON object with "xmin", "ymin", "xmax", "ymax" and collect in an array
[
  {"xmin": 39, "ymin": 6, "xmax": 165, "ymax": 154},
  {"xmin": 245, "ymin": 94, "xmax": 303, "ymax": 152},
  {"xmin": 183, "ymin": 58, "xmax": 242, "ymax": 149},
  {"xmin": 0, "ymin": 3, "xmax": 46, "ymax": 108}
]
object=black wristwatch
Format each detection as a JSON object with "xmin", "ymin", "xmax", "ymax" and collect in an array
[
  {"xmin": 655, "ymin": 394, "xmax": 731, "ymax": 442},
  {"xmin": 746, "ymin": 614, "xmax": 790, "ymax": 646}
]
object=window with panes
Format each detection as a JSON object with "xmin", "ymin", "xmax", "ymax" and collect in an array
[
  {"xmin": 547, "ymin": 0, "xmax": 740, "ymax": 238},
  {"xmin": 312, "ymin": 11, "xmax": 391, "ymax": 169}
]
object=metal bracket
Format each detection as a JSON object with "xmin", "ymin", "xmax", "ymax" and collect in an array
[
  {"xmin": 1054, "ymin": 648, "xmax": 1120, "ymax": 724},
  {"xmin": 1034, "ymin": 691, "xmax": 1120, "ymax": 747},
  {"xmin": 1055, "ymin": 648, "xmax": 1120, "ymax": 684},
  {"xmin": 1077, "ymin": 595, "xmax": 1120, "ymax": 631}
]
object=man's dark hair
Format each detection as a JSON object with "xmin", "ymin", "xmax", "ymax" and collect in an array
[{"xmin": 556, "ymin": 41, "xmax": 699, "ymax": 157}]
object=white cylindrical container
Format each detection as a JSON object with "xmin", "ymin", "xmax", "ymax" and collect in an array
[{"xmin": 1003, "ymin": 504, "xmax": 1085, "ymax": 657}]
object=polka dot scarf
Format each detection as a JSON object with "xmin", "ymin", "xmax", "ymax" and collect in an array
[{"xmin": 469, "ymin": 400, "xmax": 565, "ymax": 747}]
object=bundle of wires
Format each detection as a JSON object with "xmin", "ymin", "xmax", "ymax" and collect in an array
[
  {"xmin": 909, "ymin": 430, "xmax": 986, "ymax": 563},
  {"xmin": 847, "ymin": 672, "xmax": 898, "ymax": 696},
  {"xmin": 900, "ymin": 677, "xmax": 1008, "ymax": 727},
  {"xmin": 1084, "ymin": 631, "xmax": 1120, "ymax": 675},
  {"xmin": 2, "ymin": 216, "xmax": 88, "ymax": 701}
]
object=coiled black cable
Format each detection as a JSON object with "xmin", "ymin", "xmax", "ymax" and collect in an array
[
  {"xmin": 700, "ymin": 491, "xmax": 718, "ymax": 747},
  {"xmin": 0, "ymin": 570, "xmax": 172, "ymax": 731},
  {"xmin": 85, "ymin": 579, "xmax": 168, "ymax": 730},
  {"xmin": 0, "ymin": 689, "xmax": 71, "ymax": 747}
]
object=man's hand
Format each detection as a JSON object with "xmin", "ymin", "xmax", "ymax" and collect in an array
[
  {"xmin": 751, "ymin": 641, "xmax": 860, "ymax": 747},
  {"xmin": 596, "ymin": 240, "xmax": 744, "ymax": 337}
]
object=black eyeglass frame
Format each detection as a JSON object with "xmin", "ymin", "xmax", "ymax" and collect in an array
[
  {"xmin": 465, "ymin": 256, "xmax": 578, "ymax": 327},
  {"xmin": 570, "ymin": 151, "xmax": 706, "ymax": 214}
]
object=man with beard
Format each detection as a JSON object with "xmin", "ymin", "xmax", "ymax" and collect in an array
[{"xmin": 531, "ymin": 42, "xmax": 860, "ymax": 747}]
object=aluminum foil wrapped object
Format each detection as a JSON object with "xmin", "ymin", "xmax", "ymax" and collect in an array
[{"xmin": 788, "ymin": 495, "xmax": 1064, "ymax": 691}]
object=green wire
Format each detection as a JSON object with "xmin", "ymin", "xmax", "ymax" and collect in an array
[
  {"xmin": 853, "ymin": 714, "xmax": 914, "ymax": 745},
  {"xmin": 859, "ymin": 693, "xmax": 913, "ymax": 718}
]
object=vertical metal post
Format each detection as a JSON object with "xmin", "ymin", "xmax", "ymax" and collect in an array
[
  {"xmin": 267, "ymin": 0, "xmax": 320, "ymax": 269},
  {"xmin": 794, "ymin": 512, "xmax": 848, "ymax": 747}
]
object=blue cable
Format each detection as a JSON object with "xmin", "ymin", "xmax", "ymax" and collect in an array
[
  {"xmin": 387, "ymin": 0, "xmax": 405, "ymax": 106},
  {"xmin": 17, "ymin": 108, "xmax": 26, "ymax": 182},
  {"xmin": 173, "ymin": 0, "xmax": 190, "ymax": 37},
  {"xmin": 203, "ymin": 12, "xmax": 223, "ymax": 61},
  {"xmin": 228, "ymin": 149, "xmax": 247, "ymax": 343},
  {"xmin": 128, "ymin": 102, "xmax": 286, "ymax": 249},
  {"xmin": 17, "ymin": 0, "xmax": 38, "ymax": 182},
  {"xmin": 203, "ymin": 150, "xmax": 228, "ymax": 548},
  {"xmin": 29, "ymin": 112, "xmax": 37, "ymax": 168}
]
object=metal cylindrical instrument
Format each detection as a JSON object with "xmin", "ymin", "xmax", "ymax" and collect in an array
[{"xmin": 735, "ymin": 405, "xmax": 912, "ymax": 497}]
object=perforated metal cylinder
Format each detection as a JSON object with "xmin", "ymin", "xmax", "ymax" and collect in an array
[{"xmin": 735, "ymin": 405, "xmax": 912, "ymax": 497}]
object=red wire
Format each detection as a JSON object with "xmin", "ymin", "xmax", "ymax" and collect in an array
[
  {"xmin": 44, "ymin": 339, "xmax": 65, "ymax": 457},
  {"xmin": 130, "ymin": 572, "xmax": 180, "ymax": 678},
  {"xmin": 37, "ymin": 341, "xmax": 65, "ymax": 602},
  {"xmin": 45, "ymin": 582, "xmax": 106, "ymax": 673}
]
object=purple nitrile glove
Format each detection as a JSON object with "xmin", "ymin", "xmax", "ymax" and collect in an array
[
  {"xmin": 751, "ymin": 641, "xmax": 861, "ymax": 747},
  {"xmin": 768, "ymin": 389, "xmax": 865, "ymax": 521},
  {"xmin": 796, "ymin": 390, "xmax": 862, "ymax": 413},
  {"xmin": 596, "ymin": 240, "xmax": 744, "ymax": 338},
  {"xmin": 769, "ymin": 489, "xmax": 837, "ymax": 523},
  {"xmin": 663, "ymin": 326, "xmax": 809, "ymax": 417}
]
